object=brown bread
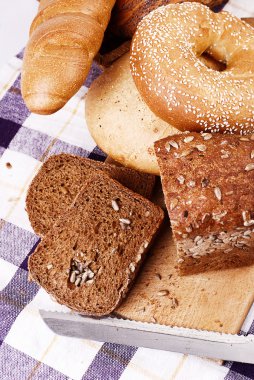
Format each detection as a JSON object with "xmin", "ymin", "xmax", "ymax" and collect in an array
[
  {"xmin": 155, "ymin": 133, "xmax": 254, "ymax": 275},
  {"xmin": 26, "ymin": 154, "xmax": 156, "ymax": 237},
  {"xmin": 28, "ymin": 173, "xmax": 164, "ymax": 316}
]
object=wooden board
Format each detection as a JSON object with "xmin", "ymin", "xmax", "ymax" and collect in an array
[{"xmin": 115, "ymin": 182, "xmax": 254, "ymax": 334}]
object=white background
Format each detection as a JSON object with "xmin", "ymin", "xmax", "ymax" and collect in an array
[{"xmin": 0, "ymin": 0, "xmax": 37, "ymax": 67}]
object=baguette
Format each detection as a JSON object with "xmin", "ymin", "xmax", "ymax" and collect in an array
[{"xmin": 21, "ymin": 0, "xmax": 115, "ymax": 114}]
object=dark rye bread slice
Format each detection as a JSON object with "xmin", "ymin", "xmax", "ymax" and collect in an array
[
  {"xmin": 155, "ymin": 132, "xmax": 254, "ymax": 275},
  {"xmin": 28, "ymin": 173, "xmax": 164, "ymax": 316},
  {"xmin": 26, "ymin": 154, "xmax": 155, "ymax": 236}
]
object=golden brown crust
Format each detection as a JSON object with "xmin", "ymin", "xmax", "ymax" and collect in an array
[
  {"xmin": 21, "ymin": 0, "xmax": 116, "ymax": 114},
  {"xmin": 155, "ymin": 132, "xmax": 254, "ymax": 275},
  {"xmin": 86, "ymin": 53, "xmax": 180, "ymax": 175},
  {"xmin": 111, "ymin": 0, "xmax": 228, "ymax": 39},
  {"xmin": 131, "ymin": 3, "xmax": 254, "ymax": 134}
]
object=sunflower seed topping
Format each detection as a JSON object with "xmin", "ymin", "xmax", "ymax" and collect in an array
[
  {"xmin": 196, "ymin": 144, "xmax": 206, "ymax": 152},
  {"xmin": 177, "ymin": 175, "xmax": 185, "ymax": 184},
  {"xmin": 245, "ymin": 163, "xmax": 254, "ymax": 171},
  {"xmin": 69, "ymin": 259, "xmax": 95, "ymax": 286},
  {"xmin": 129, "ymin": 263, "xmax": 135, "ymax": 273},
  {"xmin": 168, "ymin": 140, "xmax": 179, "ymax": 149},
  {"xmin": 183, "ymin": 136, "xmax": 194, "ymax": 143},
  {"xmin": 157, "ymin": 289, "xmax": 170, "ymax": 296},
  {"xmin": 119, "ymin": 218, "xmax": 131, "ymax": 225},
  {"xmin": 111, "ymin": 199, "xmax": 119, "ymax": 211},
  {"xmin": 47, "ymin": 264, "xmax": 53, "ymax": 270},
  {"xmin": 188, "ymin": 180, "xmax": 196, "ymax": 188},
  {"xmin": 170, "ymin": 198, "xmax": 179, "ymax": 211},
  {"xmin": 214, "ymin": 187, "xmax": 222, "ymax": 201},
  {"xmin": 202, "ymin": 133, "xmax": 212, "ymax": 140}
]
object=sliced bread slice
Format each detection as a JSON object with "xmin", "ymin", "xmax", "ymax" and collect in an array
[
  {"xmin": 155, "ymin": 132, "xmax": 254, "ymax": 275},
  {"xmin": 26, "ymin": 154, "xmax": 155, "ymax": 236},
  {"xmin": 28, "ymin": 173, "xmax": 164, "ymax": 316}
]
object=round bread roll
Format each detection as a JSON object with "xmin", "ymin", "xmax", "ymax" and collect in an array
[
  {"xmin": 131, "ymin": 2, "xmax": 254, "ymax": 135},
  {"xmin": 111, "ymin": 0, "xmax": 228, "ymax": 39},
  {"xmin": 85, "ymin": 53, "xmax": 180, "ymax": 175}
]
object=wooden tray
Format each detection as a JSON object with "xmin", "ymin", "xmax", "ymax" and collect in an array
[{"xmin": 116, "ymin": 182, "xmax": 254, "ymax": 334}]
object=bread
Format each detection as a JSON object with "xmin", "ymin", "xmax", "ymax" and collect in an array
[
  {"xmin": 155, "ymin": 132, "xmax": 254, "ymax": 275},
  {"xmin": 21, "ymin": 0, "xmax": 116, "ymax": 115},
  {"xmin": 26, "ymin": 154, "xmax": 155, "ymax": 237},
  {"xmin": 110, "ymin": 0, "xmax": 228, "ymax": 39},
  {"xmin": 86, "ymin": 53, "xmax": 180, "ymax": 175},
  {"xmin": 28, "ymin": 173, "xmax": 164, "ymax": 316},
  {"xmin": 131, "ymin": 3, "xmax": 254, "ymax": 134}
]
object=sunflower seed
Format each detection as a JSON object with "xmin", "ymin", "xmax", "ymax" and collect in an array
[
  {"xmin": 168, "ymin": 140, "xmax": 179, "ymax": 149},
  {"xmin": 242, "ymin": 211, "xmax": 249, "ymax": 222},
  {"xmin": 177, "ymin": 175, "xmax": 185, "ymax": 184},
  {"xmin": 75, "ymin": 277, "xmax": 81, "ymax": 286},
  {"xmin": 112, "ymin": 199, "xmax": 119, "ymax": 211},
  {"xmin": 244, "ymin": 220, "xmax": 254, "ymax": 227},
  {"xmin": 70, "ymin": 271, "xmax": 76, "ymax": 283},
  {"xmin": 157, "ymin": 290, "xmax": 169, "ymax": 296},
  {"xmin": 202, "ymin": 133, "xmax": 212, "ymax": 140},
  {"xmin": 188, "ymin": 180, "xmax": 196, "ymax": 188},
  {"xmin": 170, "ymin": 198, "xmax": 179, "ymax": 211},
  {"xmin": 245, "ymin": 163, "xmax": 254, "ymax": 171},
  {"xmin": 86, "ymin": 279, "xmax": 94, "ymax": 285},
  {"xmin": 119, "ymin": 218, "xmax": 131, "ymax": 225},
  {"xmin": 251, "ymin": 151, "xmax": 254, "ymax": 159},
  {"xmin": 183, "ymin": 136, "xmax": 194, "ymax": 143},
  {"xmin": 196, "ymin": 144, "xmax": 207, "ymax": 152},
  {"xmin": 214, "ymin": 187, "xmax": 222, "ymax": 201},
  {"xmin": 46, "ymin": 264, "xmax": 53, "ymax": 270},
  {"xmin": 129, "ymin": 263, "xmax": 135, "ymax": 272}
]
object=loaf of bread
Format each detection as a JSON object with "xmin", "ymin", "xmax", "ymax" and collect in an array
[
  {"xmin": 26, "ymin": 154, "xmax": 155, "ymax": 236},
  {"xmin": 155, "ymin": 132, "xmax": 254, "ymax": 275},
  {"xmin": 110, "ymin": 0, "xmax": 228, "ymax": 39},
  {"xmin": 86, "ymin": 53, "xmax": 180, "ymax": 175},
  {"xmin": 28, "ymin": 173, "xmax": 164, "ymax": 316},
  {"xmin": 21, "ymin": 0, "xmax": 116, "ymax": 114}
]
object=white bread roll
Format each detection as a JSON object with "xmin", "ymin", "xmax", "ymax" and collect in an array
[{"xmin": 85, "ymin": 53, "xmax": 180, "ymax": 175}]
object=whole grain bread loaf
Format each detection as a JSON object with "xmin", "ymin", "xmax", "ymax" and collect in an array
[
  {"xmin": 28, "ymin": 173, "xmax": 164, "ymax": 316},
  {"xmin": 26, "ymin": 154, "xmax": 155, "ymax": 236},
  {"xmin": 155, "ymin": 132, "xmax": 254, "ymax": 275}
]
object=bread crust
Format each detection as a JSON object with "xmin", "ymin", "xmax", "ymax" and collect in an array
[
  {"xmin": 111, "ymin": 0, "xmax": 228, "ymax": 39},
  {"xmin": 21, "ymin": 0, "xmax": 116, "ymax": 114},
  {"xmin": 28, "ymin": 173, "xmax": 164, "ymax": 316},
  {"xmin": 131, "ymin": 3, "xmax": 254, "ymax": 134},
  {"xmin": 86, "ymin": 53, "xmax": 180, "ymax": 175},
  {"xmin": 26, "ymin": 154, "xmax": 155, "ymax": 236},
  {"xmin": 155, "ymin": 132, "xmax": 254, "ymax": 275}
]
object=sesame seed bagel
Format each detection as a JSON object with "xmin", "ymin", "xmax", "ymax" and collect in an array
[{"xmin": 131, "ymin": 2, "xmax": 254, "ymax": 135}]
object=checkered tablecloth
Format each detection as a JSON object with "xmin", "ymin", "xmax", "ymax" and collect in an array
[{"xmin": 1, "ymin": 1, "xmax": 254, "ymax": 379}]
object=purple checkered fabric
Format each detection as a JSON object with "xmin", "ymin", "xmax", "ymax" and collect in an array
[{"xmin": 0, "ymin": 1, "xmax": 254, "ymax": 379}]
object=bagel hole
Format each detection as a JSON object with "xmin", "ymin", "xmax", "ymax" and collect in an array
[{"xmin": 199, "ymin": 52, "xmax": 226, "ymax": 72}]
